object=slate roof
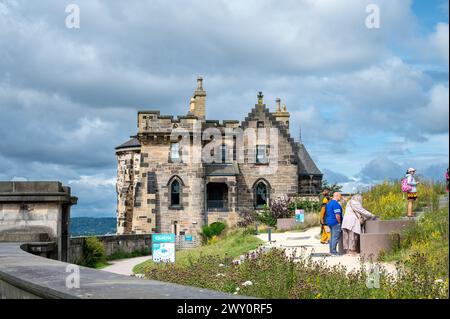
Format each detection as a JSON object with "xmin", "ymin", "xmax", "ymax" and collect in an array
[
  {"xmin": 115, "ymin": 138, "xmax": 141, "ymax": 150},
  {"xmin": 296, "ymin": 142, "xmax": 322, "ymax": 176},
  {"xmin": 205, "ymin": 163, "xmax": 240, "ymax": 176}
]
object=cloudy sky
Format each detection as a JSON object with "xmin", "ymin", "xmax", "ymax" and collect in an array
[{"xmin": 0, "ymin": 0, "xmax": 448, "ymax": 217}]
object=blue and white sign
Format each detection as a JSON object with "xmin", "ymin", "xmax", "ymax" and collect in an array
[
  {"xmin": 153, "ymin": 233, "xmax": 175, "ymax": 243},
  {"xmin": 152, "ymin": 233, "xmax": 176, "ymax": 263},
  {"xmin": 184, "ymin": 235, "xmax": 193, "ymax": 242},
  {"xmin": 295, "ymin": 209, "xmax": 305, "ymax": 223}
]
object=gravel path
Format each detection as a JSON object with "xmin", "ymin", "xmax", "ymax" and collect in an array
[
  {"xmin": 101, "ymin": 255, "xmax": 152, "ymax": 276},
  {"xmin": 257, "ymin": 227, "xmax": 397, "ymax": 274}
]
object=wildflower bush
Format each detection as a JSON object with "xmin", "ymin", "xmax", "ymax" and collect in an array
[
  {"xmin": 363, "ymin": 180, "xmax": 446, "ymax": 220},
  {"xmin": 381, "ymin": 207, "xmax": 449, "ymax": 278},
  {"xmin": 143, "ymin": 247, "xmax": 448, "ymax": 299}
]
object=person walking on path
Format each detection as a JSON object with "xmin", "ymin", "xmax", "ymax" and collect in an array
[
  {"xmin": 341, "ymin": 194, "xmax": 377, "ymax": 255},
  {"xmin": 325, "ymin": 192, "xmax": 343, "ymax": 256},
  {"xmin": 319, "ymin": 188, "xmax": 331, "ymax": 244},
  {"xmin": 405, "ymin": 168, "xmax": 419, "ymax": 218}
]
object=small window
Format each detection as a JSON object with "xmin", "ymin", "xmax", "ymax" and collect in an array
[
  {"xmin": 170, "ymin": 143, "xmax": 181, "ymax": 161},
  {"xmin": 221, "ymin": 144, "xmax": 227, "ymax": 163},
  {"xmin": 256, "ymin": 145, "xmax": 268, "ymax": 164},
  {"xmin": 257, "ymin": 121, "xmax": 265, "ymax": 128},
  {"xmin": 170, "ymin": 179, "xmax": 181, "ymax": 206}
]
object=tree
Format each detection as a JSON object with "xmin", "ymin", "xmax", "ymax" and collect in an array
[{"xmin": 320, "ymin": 179, "xmax": 343, "ymax": 194}]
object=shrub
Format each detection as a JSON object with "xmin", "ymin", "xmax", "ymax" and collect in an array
[
  {"xmin": 255, "ymin": 204, "xmax": 277, "ymax": 227},
  {"xmin": 237, "ymin": 210, "xmax": 257, "ymax": 228},
  {"xmin": 289, "ymin": 198, "xmax": 321, "ymax": 213},
  {"xmin": 201, "ymin": 222, "xmax": 227, "ymax": 244},
  {"xmin": 270, "ymin": 196, "xmax": 294, "ymax": 219},
  {"xmin": 81, "ymin": 237, "xmax": 106, "ymax": 268},
  {"xmin": 107, "ymin": 247, "xmax": 151, "ymax": 261}
]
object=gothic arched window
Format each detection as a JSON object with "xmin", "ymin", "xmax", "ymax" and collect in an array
[
  {"xmin": 254, "ymin": 180, "xmax": 270, "ymax": 209},
  {"xmin": 170, "ymin": 179, "xmax": 181, "ymax": 207}
]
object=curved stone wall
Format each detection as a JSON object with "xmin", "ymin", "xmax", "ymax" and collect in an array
[{"xmin": 0, "ymin": 243, "xmax": 242, "ymax": 299}]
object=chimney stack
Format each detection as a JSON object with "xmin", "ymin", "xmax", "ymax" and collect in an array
[
  {"xmin": 192, "ymin": 76, "xmax": 206, "ymax": 120},
  {"xmin": 273, "ymin": 98, "xmax": 290, "ymax": 130}
]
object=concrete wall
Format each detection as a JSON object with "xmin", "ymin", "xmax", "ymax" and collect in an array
[
  {"xmin": 0, "ymin": 243, "xmax": 242, "ymax": 299},
  {"xmin": 69, "ymin": 234, "xmax": 152, "ymax": 264},
  {"xmin": 0, "ymin": 181, "xmax": 76, "ymax": 262},
  {"xmin": 0, "ymin": 202, "xmax": 60, "ymax": 241}
]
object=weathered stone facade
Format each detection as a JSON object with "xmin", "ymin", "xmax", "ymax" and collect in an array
[{"xmin": 116, "ymin": 78, "xmax": 322, "ymax": 241}]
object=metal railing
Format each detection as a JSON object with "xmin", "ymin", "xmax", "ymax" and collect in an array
[{"xmin": 207, "ymin": 200, "xmax": 228, "ymax": 211}]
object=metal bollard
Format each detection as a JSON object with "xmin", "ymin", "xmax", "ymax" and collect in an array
[
  {"xmin": 255, "ymin": 222, "xmax": 259, "ymax": 235},
  {"xmin": 267, "ymin": 227, "xmax": 272, "ymax": 243}
]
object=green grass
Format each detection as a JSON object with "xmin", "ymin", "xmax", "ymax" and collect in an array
[
  {"xmin": 133, "ymin": 229, "xmax": 263, "ymax": 274},
  {"xmin": 107, "ymin": 248, "xmax": 150, "ymax": 261}
]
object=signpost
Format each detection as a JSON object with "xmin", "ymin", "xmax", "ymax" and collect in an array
[
  {"xmin": 152, "ymin": 233, "xmax": 176, "ymax": 263},
  {"xmin": 295, "ymin": 209, "xmax": 305, "ymax": 223}
]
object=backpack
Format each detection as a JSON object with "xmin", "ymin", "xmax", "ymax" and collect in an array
[{"xmin": 401, "ymin": 177, "xmax": 412, "ymax": 193}]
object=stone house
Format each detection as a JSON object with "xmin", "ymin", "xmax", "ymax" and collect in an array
[{"xmin": 115, "ymin": 77, "xmax": 322, "ymax": 239}]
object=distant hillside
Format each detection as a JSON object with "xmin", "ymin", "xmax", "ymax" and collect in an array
[{"xmin": 70, "ymin": 217, "xmax": 116, "ymax": 237}]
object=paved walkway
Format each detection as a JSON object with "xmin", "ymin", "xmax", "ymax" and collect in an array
[
  {"xmin": 101, "ymin": 255, "xmax": 151, "ymax": 276},
  {"xmin": 257, "ymin": 227, "xmax": 397, "ymax": 274}
]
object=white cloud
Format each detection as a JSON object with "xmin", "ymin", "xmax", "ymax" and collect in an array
[
  {"xmin": 68, "ymin": 174, "xmax": 116, "ymax": 188},
  {"xmin": 428, "ymin": 23, "xmax": 449, "ymax": 65}
]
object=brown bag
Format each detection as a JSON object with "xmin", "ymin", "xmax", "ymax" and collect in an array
[{"xmin": 349, "ymin": 201, "xmax": 365, "ymax": 225}]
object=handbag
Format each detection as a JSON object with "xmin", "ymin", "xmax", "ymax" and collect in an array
[{"xmin": 349, "ymin": 201, "xmax": 365, "ymax": 225}]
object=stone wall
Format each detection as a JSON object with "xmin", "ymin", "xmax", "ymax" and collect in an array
[
  {"xmin": 0, "ymin": 181, "xmax": 76, "ymax": 262},
  {"xmin": 116, "ymin": 149, "xmax": 142, "ymax": 234},
  {"xmin": 139, "ymin": 137, "xmax": 205, "ymax": 243},
  {"xmin": 0, "ymin": 243, "xmax": 241, "ymax": 299},
  {"xmin": 69, "ymin": 234, "xmax": 152, "ymax": 264}
]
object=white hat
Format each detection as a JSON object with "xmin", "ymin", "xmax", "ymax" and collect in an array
[{"xmin": 407, "ymin": 167, "xmax": 416, "ymax": 173}]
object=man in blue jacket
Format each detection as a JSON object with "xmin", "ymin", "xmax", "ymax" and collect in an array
[{"xmin": 325, "ymin": 192, "xmax": 343, "ymax": 256}]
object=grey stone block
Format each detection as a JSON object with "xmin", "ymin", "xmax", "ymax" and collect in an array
[
  {"xmin": 365, "ymin": 219, "xmax": 415, "ymax": 235},
  {"xmin": 360, "ymin": 233, "xmax": 400, "ymax": 261}
]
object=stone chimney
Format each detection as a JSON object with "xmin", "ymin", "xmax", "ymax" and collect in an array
[
  {"xmin": 192, "ymin": 76, "xmax": 206, "ymax": 120},
  {"xmin": 273, "ymin": 98, "xmax": 290, "ymax": 129}
]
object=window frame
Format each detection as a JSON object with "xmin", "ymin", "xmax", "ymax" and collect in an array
[{"xmin": 170, "ymin": 142, "xmax": 181, "ymax": 162}]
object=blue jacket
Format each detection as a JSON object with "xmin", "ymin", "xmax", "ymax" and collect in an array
[{"xmin": 326, "ymin": 199, "xmax": 343, "ymax": 227}]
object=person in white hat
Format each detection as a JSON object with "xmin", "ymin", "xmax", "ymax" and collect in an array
[{"xmin": 405, "ymin": 167, "xmax": 419, "ymax": 217}]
